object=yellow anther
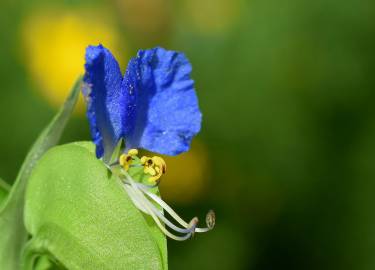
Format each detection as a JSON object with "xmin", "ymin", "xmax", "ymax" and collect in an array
[
  {"xmin": 141, "ymin": 156, "xmax": 153, "ymax": 166},
  {"xmin": 152, "ymin": 156, "xmax": 167, "ymax": 174},
  {"xmin": 141, "ymin": 155, "xmax": 167, "ymax": 183},
  {"xmin": 141, "ymin": 156, "xmax": 155, "ymax": 175},
  {"xmin": 128, "ymin": 149, "xmax": 139, "ymax": 156},
  {"xmin": 144, "ymin": 166, "xmax": 157, "ymax": 176},
  {"xmin": 119, "ymin": 149, "xmax": 139, "ymax": 171}
]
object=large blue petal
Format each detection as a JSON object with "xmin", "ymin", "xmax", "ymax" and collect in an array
[
  {"xmin": 83, "ymin": 45, "xmax": 125, "ymax": 160},
  {"xmin": 124, "ymin": 47, "xmax": 202, "ymax": 155}
]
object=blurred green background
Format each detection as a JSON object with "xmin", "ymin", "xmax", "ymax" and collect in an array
[{"xmin": 1, "ymin": 0, "xmax": 375, "ymax": 269}]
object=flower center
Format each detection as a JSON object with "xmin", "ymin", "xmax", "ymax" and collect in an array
[{"xmin": 111, "ymin": 148, "xmax": 215, "ymax": 241}]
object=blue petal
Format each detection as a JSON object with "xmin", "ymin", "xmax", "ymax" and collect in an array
[
  {"xmin": 83, "ymin": 45, "xmax": 125, "ymax": 160},
  {"xmin": 124, "ymin": 47, "xmax": 202, "ymax": 155}
]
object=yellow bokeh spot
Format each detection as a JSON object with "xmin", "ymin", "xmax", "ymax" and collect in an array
[
  {"xmin": 182, "ymin": 0, "xmax": 243, "ymax": 35},
  {"xmin": 160, "ymin": 141, "xmax": 210, "ymax": 204},
  {"xmin": 21, "ymin": 8, "xmax": 123, "ymax": 113}
]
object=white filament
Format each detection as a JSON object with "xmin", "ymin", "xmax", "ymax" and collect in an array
[{"xmin": 114, "ymin": 166, "xmax": 214, "ymax": 240}]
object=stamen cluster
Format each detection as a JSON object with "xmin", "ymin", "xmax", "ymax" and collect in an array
[{"xmin": 112, "ymin": 149, "xmax": 215, "ymax": 241}]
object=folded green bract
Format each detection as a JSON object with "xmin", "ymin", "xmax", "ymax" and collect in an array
[
  {"xmin": 23, "ymin": 142, "xmax": 167, "ymax": 269},
  {"xmin": 0, "ymin": 78, "xmax": 81, "ymax": 270}
]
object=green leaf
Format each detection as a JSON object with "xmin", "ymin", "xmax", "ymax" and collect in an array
[
  {"xmin": 23, "ymin": 142, "xmax": 167, "ymax": 270},
  {"xmin": 0, "ymin": 78, "xmax": 81, "ymax": 270},
  {"xmin": 0, "ymin": 178, "xmax": 10, "ymax": 206}
]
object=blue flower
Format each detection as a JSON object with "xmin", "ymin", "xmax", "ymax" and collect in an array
[
  {"xmin": 83, "ymin": 45, "xmax": 214, "ymax": 241},
  {"xmin": 83, "ymin": 45, "xmax": 202, "ymax": 161}
]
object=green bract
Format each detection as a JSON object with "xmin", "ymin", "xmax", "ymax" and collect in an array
[
  {"xmin": 0, "ymin": 78, "xmax": 81, "ymax": 270},
  {"xmin": 23, "ymin": 142, "xmax": 167, "ymax": 270}
]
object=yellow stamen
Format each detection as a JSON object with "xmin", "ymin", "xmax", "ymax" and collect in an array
[
  {"xmin": 144, "ymin": 166, "xmax": 157, "ymax": 176},
  {"xmin": 119, "ymin": 149, "xmax": 139, "ymax": 171},
  {"xmin": 152, "ymin": 156, "xmax": 167, "ymax": 174},
  {"xmin": 141, "ymin": 155, "xmax": 167, "ymax": 183},
  {"xmin": 140, "ymin": 156, "xmax": 152, "ymax": 165},
  {"xmin": 128, "ymin": 149, "xmax": 139, "ymax": 156}
]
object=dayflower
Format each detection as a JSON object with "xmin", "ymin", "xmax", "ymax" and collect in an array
[{"xmin": 82, "ymin": 44, "xmax": 215, "ymax": 241}]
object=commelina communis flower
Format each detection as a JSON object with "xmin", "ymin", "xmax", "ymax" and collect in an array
[{"xmin": 82, "ymin": 45, "xmax": 215, "ymax": 240}]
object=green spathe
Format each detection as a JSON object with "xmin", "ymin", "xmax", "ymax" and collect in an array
[
  {"xmin": 23, "ymin": 142, "xmax": 168, "ymax": 270},
  {"xmin": 0, "ymin": 78, "xmax": 81, "ymax": 270}
]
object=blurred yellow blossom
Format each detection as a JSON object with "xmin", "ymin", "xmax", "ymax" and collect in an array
[
  {"xmin": 21, "ymin": 8, "xmax": 123, "ymax": 113},
  {"xmin": 160, "ymin": 140, "xmax": 210, "ymax": 204}
]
